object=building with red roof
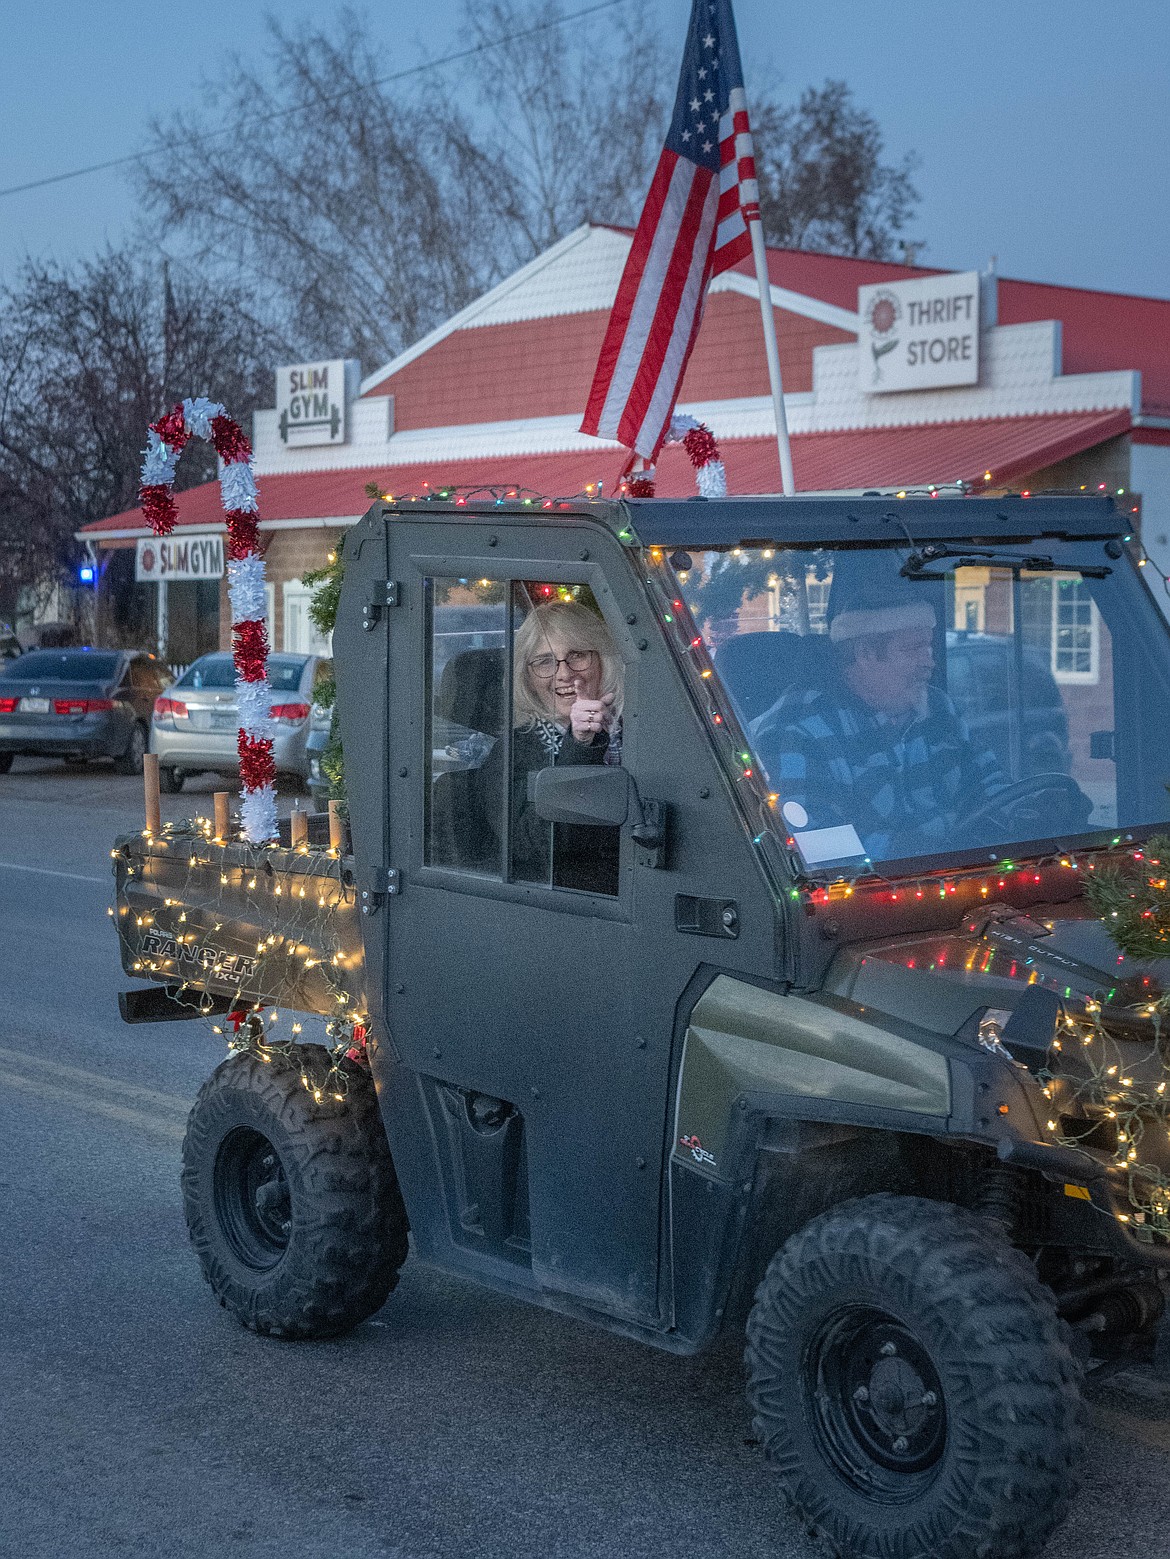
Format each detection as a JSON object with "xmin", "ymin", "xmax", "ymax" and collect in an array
[{"xmin": 82, "ymin": 224, "xmax": 1170, "ymax": 663}]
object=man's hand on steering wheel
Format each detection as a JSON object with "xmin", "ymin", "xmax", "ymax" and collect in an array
[{"xmin": 954, "ymin": 772, "xmax": 1093, "ymax": 839}]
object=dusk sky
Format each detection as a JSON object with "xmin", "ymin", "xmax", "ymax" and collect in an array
[{"xmin": 2, "ymin": 0, "xmax": 1167, "ymax": 306}]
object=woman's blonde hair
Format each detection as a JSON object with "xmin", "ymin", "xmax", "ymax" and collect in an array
[{"xmin": 513, "ymin": 600, "xmax": 624, "ymax": 728}]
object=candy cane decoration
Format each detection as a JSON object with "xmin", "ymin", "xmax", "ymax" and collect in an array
[
  {"xmin": 138, "ymin": 398, "xmax": 277, "ymax": 843},
  {"xmin": 621, "ymin": 416, "xmax": 728, "ymax": 500}
]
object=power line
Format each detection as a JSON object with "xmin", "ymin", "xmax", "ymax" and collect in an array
[{"xmin": 0, "ymin": 0, "xmax": 625, "ymax": 201}]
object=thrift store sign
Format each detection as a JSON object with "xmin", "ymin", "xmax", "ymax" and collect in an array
[
  {"xmin": 135, "ymin": 533, "xmax": 225, "ymax": 582},
  {"xmin": 858, "ymin": 271, "xmax": 981, "ymax": 394},
  {"xmin": 276, "ymin": 358, "xmax": 349, "ymax": 446}
]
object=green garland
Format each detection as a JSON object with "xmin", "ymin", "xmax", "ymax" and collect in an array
[
  {"xmin": 1082, "ymin": 833, "xmax": 1170, "ymax": 960},
  {"xmin": 302, "ymin": 539, "xmax": 346, "ymax": 808},
  {"xmin": 1041, "ymin": 835, "xmax": 1170, "ymax": 1238}
]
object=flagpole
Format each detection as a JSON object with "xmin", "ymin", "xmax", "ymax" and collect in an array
[{"xmin": 747, "ymin": 215, "xmax": 796, "ymax": 496}]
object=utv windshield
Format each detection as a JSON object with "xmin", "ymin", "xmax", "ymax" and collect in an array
[{"xmin": 674, "ymin": 540, "xmax": 1170, "ymax": 872}]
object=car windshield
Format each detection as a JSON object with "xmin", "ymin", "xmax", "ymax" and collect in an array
[
  {"xmin": 671, "ymin": 540, "xmax": 1170, "ymax": 872},
  {"xmin": 0, "ymin": 650, "xmax": 120, "ymax": 681},
  {"xmin": 178, "ymin": 654, "xmax": 307, "ymax": 692}
]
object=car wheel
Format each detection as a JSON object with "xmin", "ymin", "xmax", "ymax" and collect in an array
[
  {"xmin": 745, "ymin": 1193, "xmax": 1084, "ymax": 1559},
  {"xmin": 182, "ymin": 1046, "xmax": 409, "ymax": 1338},
  {"xmin": 158, "ymin": 764, "xmax": 185, "ymax": 793},
  {"xmin": 114, "ymin": 722, "xmax": 148, "ymax": 776}
]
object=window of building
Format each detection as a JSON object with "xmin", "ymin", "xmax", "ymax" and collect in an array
[
  {"xmin": 283, "ymin": 578, "xmax": 332, "ymax": 656},
  {"xmin": 1050, "ymin": 575, "xmax": 1099, "ymax": 683}
]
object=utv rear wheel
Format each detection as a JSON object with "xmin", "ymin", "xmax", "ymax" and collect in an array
[
  {"xmin": 182, "ymin": 1045, "xmax": 409, "ymax": 1338},
  {"xmin": 745, "ymin": 1194, "xmax": 1084, "ymax": 1559}
]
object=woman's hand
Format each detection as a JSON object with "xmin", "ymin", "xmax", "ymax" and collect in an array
[{"xmin": 569, "ymin": 690, "xmax": 615, "ymax": 743}]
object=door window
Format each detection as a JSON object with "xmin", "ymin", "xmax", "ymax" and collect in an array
[
  {"xmin": 424, "ymin": 578, "xmax": 507, "ymax": 874},
  {"xmin": 507, "ymin": 582, "xmax": 623, "ymax": 896},
  {"xmin": 422, "ymin": 576, "xmax": 624, "ymax": 896}
]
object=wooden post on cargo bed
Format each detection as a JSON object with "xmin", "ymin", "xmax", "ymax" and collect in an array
[
  {"xmin": 213, "ymin": 791, "xmax": 230, "ymax": 844},
  {"xmin": 289, "ymin": 806, "xmax": 308, "ymax": 849},
  {"xmin": 328, "ymin": 799, "xmax": 345, "ymax": 854},
  {"xmin": 143, "ymin": 753, "xmax": 160, "ymax": 836}
]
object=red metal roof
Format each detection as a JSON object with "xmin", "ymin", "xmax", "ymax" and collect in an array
[
  {"xmin": 997, "ymin": 279, "xmax": 1170, "ymax": 417},
  {"xmin": 750, "ymin": 243, "xmax": 1170, "ymax": 416},
  {"xmin": 84, "ymin": 410, "xmax": 1129, "ymax": 536}
]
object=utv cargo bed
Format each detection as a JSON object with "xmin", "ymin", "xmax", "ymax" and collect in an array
[{"xmin": 112, "ymin": 812, "xmax": 365, "ymax": 1021}]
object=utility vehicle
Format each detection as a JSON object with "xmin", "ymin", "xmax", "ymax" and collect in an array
[{"xmin": 113, "ymin": 491, "xmax": 1170, "ymax": 1559}]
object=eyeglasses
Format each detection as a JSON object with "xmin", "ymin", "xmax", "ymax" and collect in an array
[{"xmin": 527, "ymin": 649, "xmax": 595, "ymax": 676}]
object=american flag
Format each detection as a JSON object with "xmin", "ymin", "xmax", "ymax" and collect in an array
[{"xmin": 580, "ymin": 0, "xmax": 759, "ymax": 462}]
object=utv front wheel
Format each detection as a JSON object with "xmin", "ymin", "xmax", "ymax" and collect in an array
[
  {"xmin": 182, "ymin": 1045, "xmax": 409, "ymax": 1338},
  {"xmin": 746, "ymin": 1194, "xmax": 1084, "ymax": 1559}
]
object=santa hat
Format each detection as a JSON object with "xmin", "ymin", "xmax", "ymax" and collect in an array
[{"xmin": 828, "ymin": 597, "xmax": 936, "ymax": 643}]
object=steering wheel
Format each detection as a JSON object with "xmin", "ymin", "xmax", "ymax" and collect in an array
[{"xmin": 954, "ymin": 772, "xmax": 1093, "ymax": 839}]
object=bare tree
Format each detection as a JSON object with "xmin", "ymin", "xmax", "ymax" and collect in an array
[
  {"xmin": 133, "ymin": 11, "xmax": 496, "ymax": 370},
  {"xmin": 753, "ymin": 80, "xmax": 921, "ymax": 261},
  {"xmin": 132, "ymin": 8, "xmax": 921, "ymax": 372},
  {"xmin": 457, "ymin": 1, "xmax": 672, "ymax": 264},
  {"xmin": 0, "ymin": 247, "xmax": 282, "ymax": 621}
]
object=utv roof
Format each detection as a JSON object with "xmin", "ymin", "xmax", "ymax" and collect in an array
[{"xmin": 622, "ymin": 493, "xmax": 1134, "ymax": 548}]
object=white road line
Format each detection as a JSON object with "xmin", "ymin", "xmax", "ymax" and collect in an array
[
  {"xmin": 0, "ymin": 1043, "xmax": 192, "ymax": 1115},
  {"xmin": 0, "ymin": 859, "xmax": 105, "ymax": 885},
  {"xmin": 0, "ymin": 1068, "xmax": 186, "ymax": 1142}
]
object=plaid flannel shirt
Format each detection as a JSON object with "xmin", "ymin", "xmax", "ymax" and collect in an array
[{"xmin": 751, "ymin": 678, "xmax": 1006, "ymax": 861}]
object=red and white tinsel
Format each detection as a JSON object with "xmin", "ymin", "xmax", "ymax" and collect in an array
[
  {"xmin": 138, "ymin": 397, "xmax": 277, "ymax": 844},
  {"xmin": 621, "ymin": 415, "xmax": 728, "ymax": 501}
]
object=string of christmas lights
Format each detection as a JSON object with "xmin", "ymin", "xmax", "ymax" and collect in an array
[{"xmin": 112, "ymin": 814, "xmax": 367, "ymax": 1101}]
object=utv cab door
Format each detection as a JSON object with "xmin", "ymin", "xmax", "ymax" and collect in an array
[{"xmin": 374, "ymin": 515, "xmax": 689, "ymax": 1324}]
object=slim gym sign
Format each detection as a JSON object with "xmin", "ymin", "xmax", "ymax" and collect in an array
[
  {"xmin": 275, "ymin": 358, "xmax": 353, "ymax": 446},
  {"xmin": 858, "ymin": 270, "xmax": 982, "ymax": 394}
]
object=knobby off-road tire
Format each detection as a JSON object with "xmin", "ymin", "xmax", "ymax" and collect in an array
[
  {"xmin": 745, "ymin": 1194, "xmax": 1085, "ymax": 1559},
  {"xmin": 182, "ymin": 1045, "xmax": 409, "ymax": 1339}
]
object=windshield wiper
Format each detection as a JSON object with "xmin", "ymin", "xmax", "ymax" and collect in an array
[{"xmin": 900, "ymin": 542, "xmax": 1110, "ymax": 579}]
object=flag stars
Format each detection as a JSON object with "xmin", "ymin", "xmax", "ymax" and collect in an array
[
  {"xmin": 681, "ymin": 128, "xmax": 692, "ymax": 141},
  {"xmin": 702, "ymin": 140, "xmax": 714, "ymax": 153},
  {"xmin": 697, "ymin": 66, "xmax": 707, "ymax": 80},
  {"xmin": 690, "ymin": 96, "xmax": 701, "ymax": 111},
  {"xmin": 703, "ymin": 88, "xmax": 714, "ymax": 102},
  {"xmin": 702, "ymin": 32, "xmax": 715, "ymax": 47}
]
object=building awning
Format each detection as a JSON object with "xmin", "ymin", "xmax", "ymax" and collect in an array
[{"xmin": 83, "ymin": 409, "xmax": 1131, "ymax": 538}]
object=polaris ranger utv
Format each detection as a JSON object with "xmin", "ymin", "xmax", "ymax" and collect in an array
[{"xmin": 114, "ymin": 491, "xmax": 1170, "ymax": 1559}]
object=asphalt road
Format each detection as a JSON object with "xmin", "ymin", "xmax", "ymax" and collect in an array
[{"xmin": 3, "ymin": 755, "xmax": 1170, "ymax": 1559}]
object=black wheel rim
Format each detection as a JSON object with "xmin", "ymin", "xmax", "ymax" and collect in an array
[
  {"xmin": 213, "ymin": 1126, "xmax": 292, "ymax": 1270},
  {"xmin": 804, "ymin": 1305, "xmax": 947, "ymax": 1503}
]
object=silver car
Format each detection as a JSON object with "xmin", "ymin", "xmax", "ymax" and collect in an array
[{"xmin": 151, "ymin": 652, "xmax": 326, "ymax": 793}]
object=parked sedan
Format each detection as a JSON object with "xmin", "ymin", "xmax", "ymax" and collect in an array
[
  {"xmin": 152, "ymin": 652, "xmax": 325, "ymax": 792},
  {"xmin": 0, "ymin": 648, "xmax": 170, "ymax": 774}
]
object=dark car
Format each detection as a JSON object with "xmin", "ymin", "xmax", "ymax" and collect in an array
[{"xmin": 0, "ymin": 648, "xmax": 171, "ymax": 775}]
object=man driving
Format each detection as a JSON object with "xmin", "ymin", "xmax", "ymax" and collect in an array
[{"xmin": 751, "ymin": 590, "xmax": 1007, "ymax": 861}]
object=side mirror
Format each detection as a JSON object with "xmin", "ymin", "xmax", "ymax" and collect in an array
[
  {"xmin": 534, "ymin": 764, "xmax": 634, "ymax": 826},
  {"xmin": 534, "ymin": 765, "xmax": 666, "ymax": 854}
]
